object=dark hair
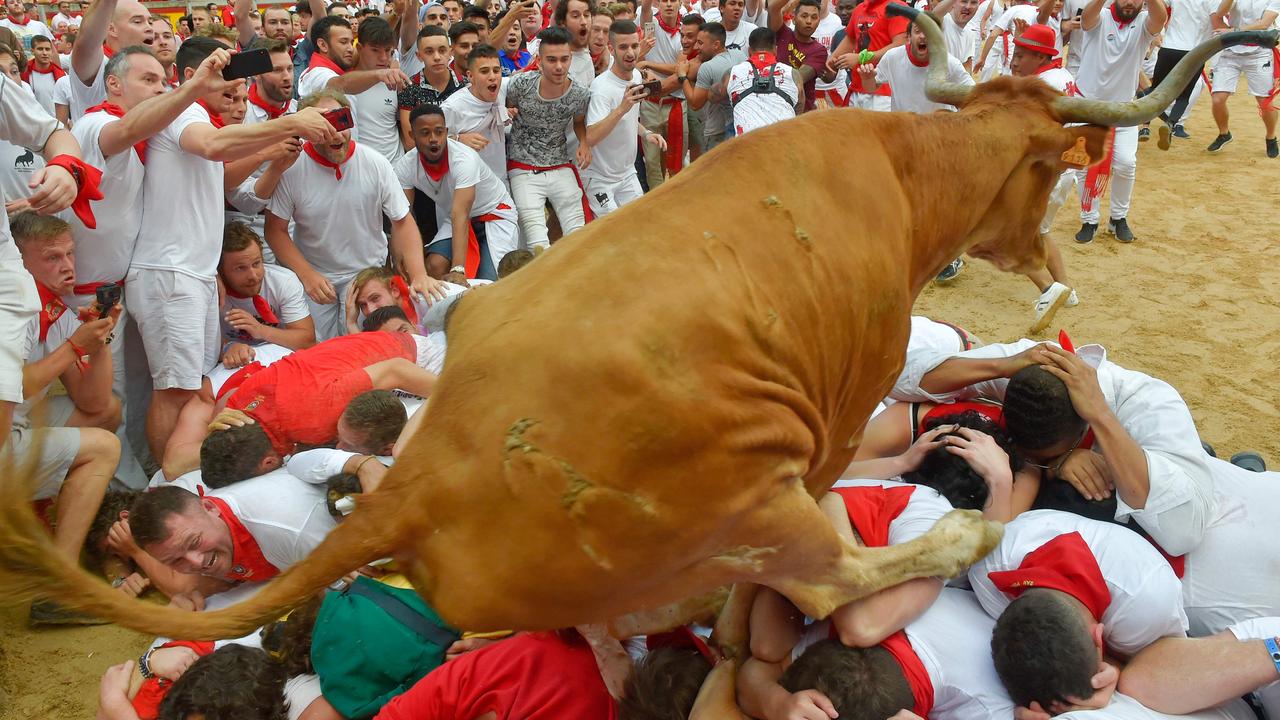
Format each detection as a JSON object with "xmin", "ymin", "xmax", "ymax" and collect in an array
[
  {"xmin": 363, "ymin": 304, "xmax": 410, "ymax": 332},
  {"xmin": 780, "ymin": 639, "xmax": 913, "ymax": 720},
  {"xmin": 536, "ymin": 25, "xmax": 573, "ymax": 50},
  {"xmin": 902, "ymin": 410, "xmax": 1024, "ymax": 511},
  {"xmin": 309, "ymin": 14, "xmax": 351, "ymax": 47},
  {"xmin": 463, "ymin": 5, "xmax": 489, "ymax": 22},
  {"xmin": 222, "ymin": 220, "xmax": 263, "ymax": 254},
  {"xmin": 31, "ymin": 34, "xmax": 52, "ymax": 47},
  {"xmin": 294, "ymin": 1, "xmax": 312, "ymax": 15},
  {"xmin": 497, "ymin": 248, "xmax": 535, "ymax": 278},
  {"xmin": 554, "ymin": 0, "xmax": 594, "ymax": 27},
  {"xmin": 409, "ymin": 101, "xmax": 445, "ymax": 125},
  {"xmin": 991, "ymin": 591, "xmax": 1098, "ymax": 709},
  {"xmin": 340, "ymin": 389, "xmax": 408, "ymax": 455},
  {"xmin": 357, "ymin": 15, "xmax": 394, "ymax": 45},
  {"xmin": 175, "ymin": 35, "xmax": 223, "ymax": 77},
  {"xmin": 619, "ymin": 647, "xmax": 713, "ymax": 720},
  {"xmin": 747, "ymin": 26, "xmax": 774, "ymax": 50},
  {"xmin": 700, "ymin": 21, "xmax": 726, "ymax": 46},
  {"xmin": 128, "ymin": 486, "xmax": 203, "ymax": 549},
  {"xmin": 1003, "ymin": 365, "xmax": 1086, "ymax": 451},
  {"xmin": 681, "ymin": 12, "xmax": 704, "ymax": 26},
  {"xmin": 417, "ymin": 23, "xmax": 449, "ymax": 40},
  {"xmin": 261, "ymin": 595, "xmax": 323, "ymax": 675},
  {"xmin": 85, "ymin": 490, "xmax": 141, "ymax": 568},
  {"xmin": 200, "ymin": 423, "xmax": 275, "ymax": 488},
  {"xmin": 467, "ymin": 42, "xmax": 500, "ymax": 68},
  {"xmin": 608, "ymin": 18, "xmax": 638, "ymax": 37},
  {"xmin": 158, "ymin": 645, "xmax": 289, "ymax": 720},
  {"xmin": 448, "ymin": 20, "xmax": 481, "ymax": 42},
  {"xmin": 795, "ymin": 0, "xmax": 822, "ymax": 11},
  {"xmin": 323, "ymin": 471, "xmax": 363, "ymax": 520}
]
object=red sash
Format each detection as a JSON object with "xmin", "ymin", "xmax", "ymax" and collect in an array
[
  {"xmin": 988, "ymin": 531, "xmax": 1112, "ymax": 621},
  {"xmin": 37, "ymin": 282, "xmax": 69, "ymax": 343},
  {"xmin": 646, "ymin": 96, "xmax": 685, "ymax": 177},
  {"xmin": 247, "ymin": 83, "xmax": 288, "ymax": 119},
  {"xmin": 200, "ymin": 494, "xmax": 282, "ymax": 582},
  {"xmin": 304, "ymin": 141, "xmax": 356, "ymax": 179},
  {"xmin": 73, "ymin": 278, "xmax": 126, "ymax": 296},
  {"xmin": 506, "ymin": 159, "xmax": 595, "ymax": 224},
  {"xmin": 832, "ymin": 484, "xmax": 915, "ymax": 547},
  {"xmin": 881, "ymin": 631, "xmax": 935, "ymax": 717},
  {"xmin": 196, "ymin": 99, "xmax": 226, "ymax": 128},
  {"xmin": 84, "ymin": 102, "xmax": 148, "ymax": 163},
  {"xmin": 389, "ymin": 275, "xmax": 421, "ymax": 326},
  {"xmin": 225, "ymin": 287, "xmax": 280, "ymax": 326},
  {"xmin": 44, "ymin": 155, "xmax": 104, "ymax": 229},
  {"xmin": 21, "ymin": 61, "xmax": 66, "ymax": 83}
]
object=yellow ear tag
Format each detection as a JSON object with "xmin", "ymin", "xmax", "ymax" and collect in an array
[{"xmin": 1061, "ymin": 136, "xmax": 1092, "ymax": 168}]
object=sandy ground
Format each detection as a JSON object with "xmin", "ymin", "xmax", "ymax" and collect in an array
[{"xmin": 1, "ymin": 91, "xmax": 1277, "ymax": 719}]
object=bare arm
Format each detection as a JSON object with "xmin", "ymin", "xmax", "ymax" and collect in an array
[
  {"xmin": 55, "ymin": 103, "xmax": 71, "ymax": 129},
  {"xmin": 398, "ymin": 0, "xmax": 419, "ymax": 56},
  {"xmin": 246, "ymin": 316, "xmax": 316, "ymax": 350},
  {"xmin": 365, "ymin": 357, "xmax": 438, "ymax": 397},
  {"xmin": 307, "ymin": 0, "xmax": 327, "ymax": 30},
  {"xmin": 641, "ymin": 0, "xmax": 655, "ymax": 26},
  {"xmin": 1037, "ymin": 0, "xmax": 1057, "ymax": 24},
  {"xmin": 1081, "ymin": 0, "xmax": 1106, "ymax": 32},
  {"xmin": 832, "ymin": 577, "xmax": 944, "ymax": 646},
  {"xmin": 931, "ymin": 0, "xmax": 957, "ymax": 15},
  {"xmin": 1243, "ymin": 9, "xmax": 1277, "ymax": 29},
  {"xmin": 1145, "ymin": 0, "xmax": 1168, "ymax": 35},
  {"xmin": 1119, "ymin": 633, "xmax": 1280, "ymax": 714},
  {"xmin": 73, "ymin": 0, "xmax": 115, "ymax": 83},
  {"xmin": 388, "ymin": 213, "xmax": 429, "ymax": 284},
  {"xmin": 179, "ymin": 108, "xmax": 333, "ymax": 162},
  {"xmin": 767, "ymin": 0, "xmax": 788, "ymax": 30},
  {"xmin": 327, "ymin": 68, "xmax": 407, "ymax": 94},
  {"xmin": 234, "ymin": 0, "xmax": 257, "ymax": 48},
  {"xmin": 98, "ymin": 79, "xmax": 209, "ymax": 157}
]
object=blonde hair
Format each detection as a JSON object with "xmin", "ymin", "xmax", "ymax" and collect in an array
[{"xmin": 298, "ymin": 87, "xmax": 351, "ymax": 110}]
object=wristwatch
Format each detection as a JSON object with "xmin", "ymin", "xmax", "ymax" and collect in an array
[
  {"xmin": 678, "ymin": 74, "xmax": 688, "ymax": 83},
  {"xmin": 450, "ymin": 265, "xmax": 465, "ymax": 273}
]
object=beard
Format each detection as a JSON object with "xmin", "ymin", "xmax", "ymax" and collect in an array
[{"xmin": 1115, "ymin": 3, "xmax": 1141, "ymax": 20}]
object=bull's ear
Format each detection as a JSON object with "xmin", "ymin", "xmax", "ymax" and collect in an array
[{"xmin": 1048, "ymin": 125, "xmax": 1112, "ymax": 171}]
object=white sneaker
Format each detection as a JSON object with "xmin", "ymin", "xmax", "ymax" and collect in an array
[
  {"xmin": 1031, "ymin": 282, "xmax": 1072, "ymax": 333},
  {"xmin": 1066, "ymin": 290, "xmax": 1080, "ymax": 307}
]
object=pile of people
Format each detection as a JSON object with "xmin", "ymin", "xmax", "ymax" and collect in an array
[{"xmin": 0, "ymin": 0, "xmax": 1277, "ymax": 716}]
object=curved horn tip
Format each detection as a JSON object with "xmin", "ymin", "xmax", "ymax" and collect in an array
[{"xmin": 885, "ymin": 2, "xmax": 919, "ymax": 19}]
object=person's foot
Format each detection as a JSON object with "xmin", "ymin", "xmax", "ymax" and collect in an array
[
  {"xmin": 1207, "ymin": 132, "xmax": 1233, "ymax": 153},
  {"xmin": 1267, "ymin": 138, "xmax": 1278, "ymax": 159},
  {"xmin": 934, "ymin": 258, "xmax": 964, "ymax": 284},
  {"xmin": 1066, "ymin": 289, "xmax": 1080, "ymax": 307},
  {"xmin": 1138, "ymin": 126, "xmax": 1151, "ymax": 141},
  {"xmin": 1075, "ymin": 222, "xmax": 1098, "ymax": 244},
  {"xmin": 29, "ymin": 599, "xmax": 108, "ymax": 626},
  {"xmin": 1201, "ymin": 440, "xmax": 1217, "ymax": 458},
  {"xmin": 1173, "ymin": 125, "xmax": 1191, "ymax": 139},
  {"xmin": 1157, "ymin": 123, "xmax": 1172, "ymax": 150},
  {"xmin": 1031, "ymin": 282, "xmax": 1073, "ymax": 333},
  {"xmin": 1109, "ymin": 218, "xmax": 1135, "ymax": 243},
  {"xmin": 1229, "ymin": 451, "xmax": 1266, "ymax": 472}
]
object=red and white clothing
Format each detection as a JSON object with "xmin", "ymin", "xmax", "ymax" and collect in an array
[
  {"xmin": 1215, "ymin": 0, "xmax": 1280, "ymax": 96},
  {"xmin": 228, "ymin": 90, "xmax": 296, "ymax": 249},
  {"xmin": 204, "ymin": 468, "xmax": 336, "ymax": 578},
  {"xmin": 969, "ymin": 509, "xmax": 1188, "ymax": 657},
  {"xmin": 442, "ymin": 82, "xmax": 512, "ymax": 183},
  {"xmin": 875, "ymin": 45, "xmax": 974, "ymax": 113},
  {"xmin": 583, "ymin": 68, "xmax": 646, "ymax": 216},
  {"xmin": 68, "ymin": 48, "xmax": 110, "ymax": 119},
  {"xmin": 23, "ymin": 63, "xmax": 64, "ymax": 116},
  {"xmin": 0, "ymin": 17, "xmax": 54, "ymax": 48},
  {"xmin": 843, "ymin": 0, "xmax": 910, "ymax": 102},
  {"xmin": 728, "ymin": 53, "xmax": 799, "ymax": 135},
  {"xmin": 994, "ymin": 4, "xmax": 1062, "ymax": 60},
  {"xmin": 887, "ymin": 316, "xmax": 980, "ymax": 402},
  {"xmin": 266, "ymin": 142, "xmax": 410, "ymax": 340},
  {"xmin": 813, "ymin": 12, "xmax": 849, "ymax": 106},
  {"xmin": 1036, "ymin": 63, "xmax": 1082, "ymax": 234},
  {"xmin": 830, "ymin": 477, "xmax": 955, "ymax": 545},
  {"xmin": 220, "ymin": 265, "xmax": 311, "ymax": 345},
  {"xmin": 374, "ymin": 632, "xmax": 620, "ymax": 720},
  {"xmin": 297, "ymin": 56, "xmax": 342, "ymax": 98}
]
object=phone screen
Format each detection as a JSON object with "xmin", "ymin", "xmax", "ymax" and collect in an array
[{"xmin": 223, "ymin": 48, "xmax": 273, "ymax": 81}]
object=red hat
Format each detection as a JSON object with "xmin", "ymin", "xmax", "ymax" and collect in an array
[{"xmin": 1013, "ymin": 24, "xmax": 1058, "ymax": 56}]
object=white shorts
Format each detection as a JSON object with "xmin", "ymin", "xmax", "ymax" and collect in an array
[
  {"xmin": 1213, "ymin": 50, "xmax": 1275, "ymax": 97},
  {"xmin": 3, "ymin": 422, "xmax": 81, "ymax": 500},
  {"xmin": 846, "ymin": 92, "xmax": 892, "ymax": 112},
  {"xmin": 584, "ymin": 175, "xmax": 644, "ymax": 217},
  {"xmin": 126, "ymin": 268, "xmax": 219, "ymax": 391},
  {"xmin": 0, "ymin": 255, "xmax": 40, "ymax": 404}
]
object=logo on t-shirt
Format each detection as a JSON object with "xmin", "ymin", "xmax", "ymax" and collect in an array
[{"xmin": 243, "ymin": 395, "xmax": 265, "ymax": 412}]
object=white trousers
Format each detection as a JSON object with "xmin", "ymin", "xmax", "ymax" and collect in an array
[
  {"xmin": 584, "ymin": 174, "xmax": 644, "ymax": 217},
  {"xmin": 1078, "ymin": 124, "xmax": 1138, "ymax": 224},
  {"xmin": 509, "ymin": 167, "xmax": 587, "ymax": 250}
]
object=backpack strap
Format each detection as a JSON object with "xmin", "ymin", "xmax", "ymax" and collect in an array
[{"xmin": 343, "ymin": 577, "xmax": 459, "ymax": 648}]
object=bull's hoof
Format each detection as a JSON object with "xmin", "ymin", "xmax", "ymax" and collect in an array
[{"xmin": 929, "ymin": 509, "xmax": 1003, "ymax": 578}]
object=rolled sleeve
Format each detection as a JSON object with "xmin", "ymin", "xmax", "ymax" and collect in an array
[{"xmin": 287, "ymin": 448, "xmax": 358, "ymax": 484}]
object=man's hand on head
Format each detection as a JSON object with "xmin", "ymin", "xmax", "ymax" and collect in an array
[
  {"xmin": 208, "ymin": 408, "xmax": 255, "ymax": 432},
  {"xmin": 1038, "ymin": 344, "xmax": 1110, "ymax": 423}
]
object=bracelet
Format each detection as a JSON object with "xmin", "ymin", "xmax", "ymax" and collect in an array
[
  {"xmin": 1265, "ymin": 637, "xmax": 1280, "ymax": 676},
  {"xmin": 353, "ymin": 455, "xmax": 376, "ymax": 475},
  {"xmin": 138, "ymin": 648, "xmax": 156, "ymax": 680},
  {"xmin": 450, "ymin": 264, "xmax": 465, "ymax": 274}
]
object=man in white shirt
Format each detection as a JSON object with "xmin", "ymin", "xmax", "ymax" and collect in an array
[
  {"xmin": 1071, "ymin": 0, "xmax": 1166, "ymax": 244},
  {"xmin": 0, "ymin": 0, "xmax": 53, "ymax": 50},
  {"xmin": 395, "ymin": 104, "xmax": 519, "ymax": 280},
  {"xmin": 68, "ymin": 0, "xmax": 155, "ymax": 119},
  {"xmin": 859, "ymin": 13, "xmax": 974, "ymax": 113},
  {"xmin": 1149, "ymin": 0, "xmax": 1217, "ymax": 145},
  {"xmin": 51, "ymin": 2, "xmax": 80, "ymax": 34},
  {"xmin": 217, "ymin": 222, "xmax": 315, "ymax": 369},
  {"xmin": 720, "ymin": 0, "xmax": 759, "ymax": 50},
  {"xmin": 128, "ymin": 38, "xmax": 338, "ymax": 465},
  {"xmin": 584, "ymin": 19, "xmax": 667, "ymax": 215},
  {"xmin": 296, "ymin": 15, "xmax": 409, "ymax": 100},
  {"xmin": 349, "ymin": 16, "xmax": 418, "ymax": 163},
  {"xmin": 728, "ymin": 27, "xmax": 803, "ymax": 134},
  {"xmin": 22, "ymin": 35, "xmax": 64, "ymax": 115},
  {"xmin": 1203, "ymin": 0, "xmax": 1279, "ymax": 157},
  {"xmin": 556, "ymin": 0, "xmax": 599, "ymax": 86},
  {"xmin": 943, "ymin": 0, "xmax": 981, "ymax": 70},
  {"xmin": 639, "ymin": 0, "xmax": 690, "ymax": 187},
  {"xmin": 442, "ymin": 44, "xmax": 512, "ymax": 181},
  {"xmin": 266, "ymin": 88, "xmax": 444, "ymax": 341}
]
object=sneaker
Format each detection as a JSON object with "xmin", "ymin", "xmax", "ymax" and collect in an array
[
  {"xmin": 1267, "ymin": 138, "xmax": 1278, "ymax": 159},
  {"xmin": 935, "ymin": 258, "xmax": 964, "ymax": 284},
  {"xmin": 1138, "ymin": 126, "xmax": 1150, "ymax": 141},
  {"xmin": 1109, "ymin": 218, "xmax": 1135, "ymax": 243},
  {"xmin": 29, "ymin": 599, "xmax": 108, "ymax": 626},
  {"xmin": 1157, "ymin": 123, "xmax": 1172, "ymax": 151},
  {"xmin": 1173, "ymin": 125, "xmax": 1191, "ymax": 139},
  {"xmin": 1031, "ymin": 282, "xmax": 1073, "ymax": 333},
  {"xmin": 1066, "ymin": 289, "xmax": 1080, "ymax": 307},
  {"xmin": 1207, "ymin": 133, "xmax": 1233, "ymax": 152},
  {"xmin": 1229, "ymin": 451, "xmax": 1266, "ymax": 472},
  {"xmin": 1075, "ymin": 223, "xmax": 1098, "ymax": 244}
]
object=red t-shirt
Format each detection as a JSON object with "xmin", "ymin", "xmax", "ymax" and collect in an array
[
  {"xmin": 375, "ymin": 632, "xmax": 619, "ymax": 720},
  {"xmin": 775, "ymin": 25, "xmax": 829, "ymax": 111},
  {"xmin": 226, "ymin": 332, "xmax": 417, "ymax": 455},
  {"xmin": 844, "ymin": 0, "xmax": 910, "ymax": 95}
]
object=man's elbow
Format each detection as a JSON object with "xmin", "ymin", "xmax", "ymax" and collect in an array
[{"xmin": 834, "ymin": 615, "xmax": 889, "ymax": 648}]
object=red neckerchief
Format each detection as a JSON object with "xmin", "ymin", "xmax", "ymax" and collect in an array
[
  {"xmin": 102, "ymin": 43, "xmax": 115, "ymax": 58},
  {"xmin": 44, "ymin": 155, "xmax": 104, "ymax": 229},
  {"xmin": 303, "ymin": 141, "xmax": 355, "ymax": 179},
  {"xmin": 418, "ymin": 147, "xmax": 449, "ymax": 182},
  {"xmin": 748, "ymin": 50, "xmax": 778, "ymax": 71},
  {"xmin": 308, "ymin": 51, "xmax": 347, "ymax": 75},
  {"xmin": 247, "ymin": 83, "xmax": 287, "ymax": 118},
  {"xmin": 7, "ymin": 14, "xmax": 30, "ymax": 25},
  {"xmin": 1036, "ymin": 57, "xmax": 1063, "ymax": 73},
  {"xmin": 906, "ymin": 46, "xmax": 929, "ymax": 67},
  {"xmin": 685, "ymin": 48, "xmax": 699, "ymax": 60},
  {"xmin": 832, "ymin": 485, "xmax": 915, "ymax": 547},
  {"xmin": 988, "ymin": 531, "xmax": 1112, "ymax": 621},
  {"xmin": 37, "ymin": 282, "xmax": 69, "ymax": 343},
  {"xmin": 881, "ymin": 631, "xmax": 936, "ymax": 718},
  {"xmin": 166, "ymin": 64, "xmax": 178, "ymax": 87},
  {"xmin": 1109, "ymin": 3, "xmax": 1136, "ymax": 29},
  {"xmin": 389, "ymin": 275, "xmax": 421, "ymax": 326},
  {"xmin": 199, "ymin": 493, "xmax": 282, "ymax": 582},
  {"xmin": 84, "ymin": 102, "xmax": 147, "ymax": 163},
  {"xmin": 657, "ymin": 12, "xmax": 681, "ymax": 36},
  {"xmin": 646, "ymin": 626, "xmax": 717, "ymax": 663},
  {"xmin": 225, "ymin": 285, "xmax": 280, "ymax": 325},
  {"xmin": 196, "ymin": 99, "xmax": 226, "ymax": 128},
  {"xmin": 21, "ymin": 61, "xmax": 66, "ymax": 83}
]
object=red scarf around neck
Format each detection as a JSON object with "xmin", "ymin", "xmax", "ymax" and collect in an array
[
  {"xmin": 657, "ymin": 12, "xmax": 681, "ymax": 36},
  {"xmin": 225, "ymin": 285, "xmax": 280, "ymax": 326},
  {"xmin": 102, "ymin": 43, "xmax": 115, "ymax": 58},
  {"xmin": 906, "ymin": 46, "xmax": 929, "ymax": 67},
  {"xmin": 1036, "ymin": 57, "xmax": 1064, "ymax": 74},
  {"xmin": 748, "ymin": 51, "xmax": 778, "ymax": 71},
  {"xmin": 389, "ymin": 275, "xmax": 420, "ymax": 326},
  {"xmin": 36, "ymin": 282, "xmax": 69, "ymax": 343},
  {"xmin": 196, "ymin": 99, "xmax": 227, "ymax": 128},
  {"xmin": 1109, "ymin": 3, "xmax": 1136, "ymax": 28},
  {"xmin": 84, "ymin": 102, "xmax": 147, "ymax": 163},
  {"xmin": 832, "ymin": 484, "xmax": 915, "ymax": 547},
  {"xmin": 308, "ymin": 51, "xmax": 347, "ymax": 76},
  {"xmin": 247, "ymin": 82, "xmax": 288, "ymax": 119},
  {"xmin": 22, "ymin": 61, "xmax": 66, "ymax": 83},
  {"xmin": 418, "ymin": 147, "xmax": 449, "ymax": 182},
  {"xmin": 7, "ymin": 14, "xmax": 30, "ymax": 25},
  {"xmin": 199, "ymin": 493, "xmax": 282, "ymax": 582},
  {"xmin": 881, "ymin": 632, "xmax": 936, "ymax": 718},
  {"xmin": 303, "ymin": 141, "xmax": 356, "ymax": 179},
  {"xmin": 988, "ymin": 531, "xmax": 1113, "ymax": 621}
]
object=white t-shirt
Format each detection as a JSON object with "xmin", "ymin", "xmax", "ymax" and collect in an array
[
  {"xmin": 570, "ymin": 48, "xmax": 596, "ymax": 88},
  {"xmin": 813, "ymin": 12, "xmax": 846, "ymax": 91},
  {"xmin": 297, "ymin": 64, "xmax": 340, "ymax": 98},
  {"xmin": 1225, "ymin": 0, "xmax": 1280, "ymax": 52},
  {"xmin": 220, "ymin": 264, "xmax": 311, "ymax": 344},
  {"xmin": 52, "ymin": 74, "xmax": 71, "ymax": 113},
  {"xmin": 943, "ymin": 12, "xmax": 979, "ymax": 63},
  {"xmin": 132, "ymin": 103, "xmax": 224, "ymax": 279},
  {"xmin": 968, "ymin": 509, "xmax": 1189, "ymax": 658},
  {"xmin": 0, "ymin": 18, "xmax": 54, "ymax": 49},
  {"xmin": 644, "ymin": 17, "xmax": 687, "ymax": 98},
  {"xmin": 66, "ymin": 110, "xmax": 145, "ymax": 287},
  {"xmin": 0, "ymin": 75, "xmax": 57, "ymax": 262},
  {"xmin": 15, "ymin": 297, "xmax": 79, "ymax": 422},
  {"xmin": 350, "ymin": 82, "xmax": 403, "ymax": 163},
  {"xmin": 728, "ymin": 60, "xmax": 798, "ymax": 135},
  {"xmin": 211, "ymin": 469, "xmax": 337, "ymax": 572},
  {"xmin": 441, "ymin": 82, "xmax": 511, "ymax": 181},
  {"xmin": 266, "ymin": 142, "xmax": 410, "ymax": 280},
  {"xmin": 584, "ymin": 68, "xmax": 644, "ymax": 183},
  {"xmin": 0, "ymin": 138, "xmax": 45, "ymax": 209},
  {"xmin": 394, "ymin": 140, "xmax": 517, "ymax": 242},
  {"xmin": 723, "ymin": 19, "xmax": 758, "ymax": 52},
  {"xmin": 68, "ymin": 50, "xmax": 108, "ymax": 120},
  {"xmin": 26, "ymin": 69, "xmax": 60, "ymax": 116},
  {"xmin": 206, "ymin": 342, "xmax": 292, "ymax": 391},
  {"xmin": 876, "ymin": 45, "xmax": 975, "ymax": 112},
  {"xmin": 1162, "ymin": 0, "xmax": 1217, "ymax": 49},
  {"xmin": 1074, "ymin": 9, "xmax": 1155, "ymax": 101}
]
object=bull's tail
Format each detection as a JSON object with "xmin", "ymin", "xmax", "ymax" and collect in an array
[{"xmin": 0, "ymin": 457, "xmax": 408, "ymax": 640}]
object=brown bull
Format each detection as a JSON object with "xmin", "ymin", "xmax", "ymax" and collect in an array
[{"xmin": 0, "ymin": 12, "xmax": 1273, "ymax": 651}]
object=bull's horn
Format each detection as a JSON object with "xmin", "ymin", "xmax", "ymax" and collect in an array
[
  {"xmin": 886, "ymin": 3, "xmax": 974, "ymax": 107},
  {"xmin": 1053, "ymin": 29, "xmax": 1279, "ymax": 126}
]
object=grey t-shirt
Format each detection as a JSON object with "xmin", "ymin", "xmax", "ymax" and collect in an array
[
  {"xmin": 505, "ymin": 71, "xmax": 592, "ymax": 168},
  {"xmin": 696, "ymin": 48, "xmax": 747, "ymax": 139}
]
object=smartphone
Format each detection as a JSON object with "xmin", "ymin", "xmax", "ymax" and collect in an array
[
  {"xmin": 95, "ymin": 282, "xmax": 122, "ymax": 312},
  {"xmin": 322, "ymin": 106, "xmax": 355, "ymax": 131},
  {"xmin": 222, "ymin": 48, "xmax": 273, "ymax": 81},
  {"xmin": 642, "ymin": 79, "xmax": 662, "ymax": 97}
]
